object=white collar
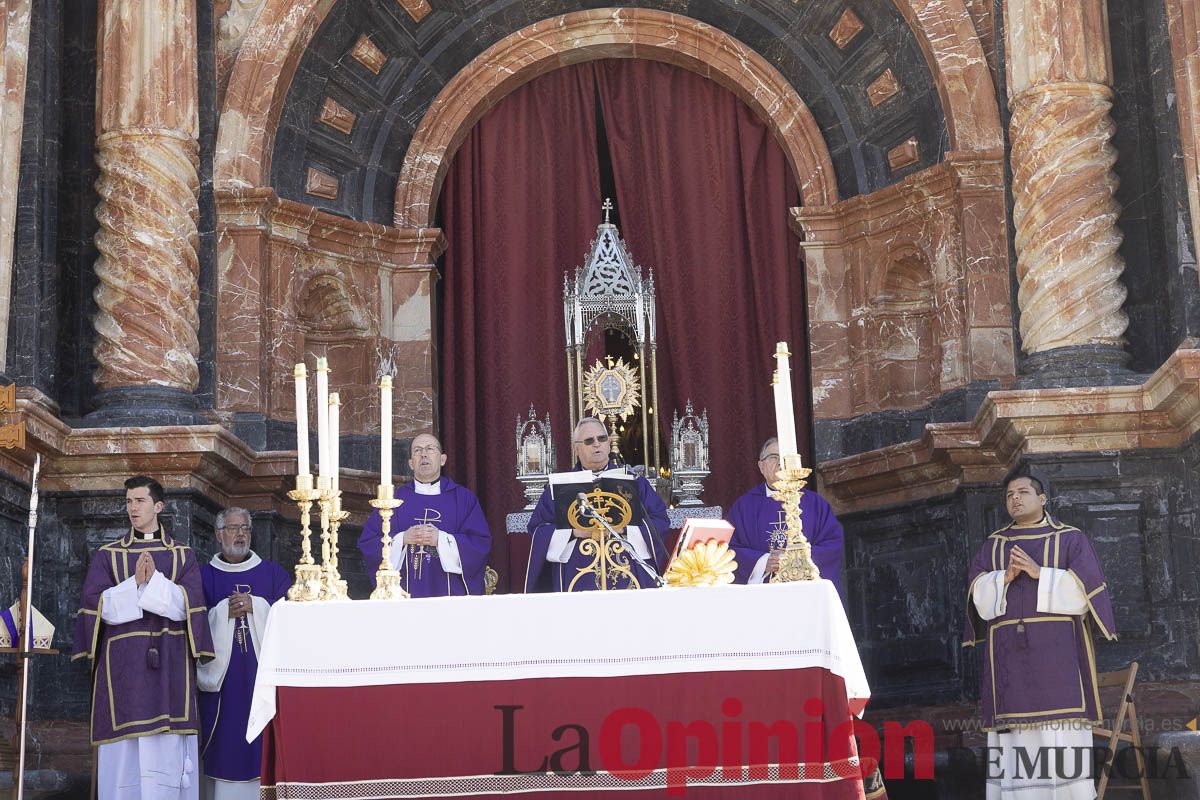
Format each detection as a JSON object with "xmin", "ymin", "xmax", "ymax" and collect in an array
[
  {"xmin": 414, "ymin": 479, "xmax": 441, "ymax": 496},
  {"xmin": 209, "ymin": 551, "xmax": 263, "ymax": 572}
]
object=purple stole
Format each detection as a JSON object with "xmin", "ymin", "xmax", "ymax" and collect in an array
[
  {"xmin": 358, "ymin": 477, "xmax": 492, "ymax": 597},
  {"xmin": 726, "ymin": 484, "xmax": 845, "ymax": 599},
  {"xmin": 963, "ymin": 517, "xmax": 1117, "ymax": 729},
  {"xmin": 71, "ymin": 529, "xmax": 214, "ymax": 745},
  {"xmin": 524, "ymin": 463, "xmax": 670, "ymax": 592}
]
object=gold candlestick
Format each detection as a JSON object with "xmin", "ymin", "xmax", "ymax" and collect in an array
[
  {"xmin": 320, "ymin": 492, "xmax": 350, "ymax": 601},
  {"xmin": 287, "ymin": 473, "xmax": 324, "ymax": 601},
  {"xmin": 369, "ymin": 484, "xmax": 409, "ymax": 600},
  {"xmin": 771, "ymin": 454, "xmax": 821, "ymax": 582}
]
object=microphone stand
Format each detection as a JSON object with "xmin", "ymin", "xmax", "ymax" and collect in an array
[{"xmin": 577, "ymin": 494, "xmax": 665, "ymax": 588}]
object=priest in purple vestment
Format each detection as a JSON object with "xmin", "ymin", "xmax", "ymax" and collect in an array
[
  {"xmin": 72, "ymin": 475, "xmax": 215, "ymax": 800},
  {"xmin": 726, "ymin": 438, "xmax": 844, "ymax": 598},
  {"xmin": 525, "ymin": 417, "xmax": 669, "ymax": 592},
  {"xmin": 359, "ymin": 433, "xmax": 492, "ymax": 596},
  {"xmin": 197, "ymin": 507, "xmax": 290, "ymax": 800},
  {"xmin": 963, "ymin": 472, "xmax": 1117, "ymax": 800}
]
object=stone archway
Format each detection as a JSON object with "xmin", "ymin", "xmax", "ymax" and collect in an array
[
  {"xmin": 214, "ymin": 0, "xmax": 1004, "ymax": 196},
  {"xmin": 390, "ymin": 8, "xmax": 836, "ymax": 226}
]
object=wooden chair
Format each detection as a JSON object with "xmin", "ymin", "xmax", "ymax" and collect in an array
[{"xmin": 1092, "ymin": 662, "xmax": 1152, "ymax": 800}]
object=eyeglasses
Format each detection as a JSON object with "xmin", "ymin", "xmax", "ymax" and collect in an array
[
  {"xmin": 219, "ymin": 524, "xmax": 252, "ymax": 533},
  {"xmin": 575, "ymin": 434, "xmax": 610, "ymax": 446},
  {"xmin": 412, "ymin": 445, "xmax": 442, "ymax": 455},
  {"xmin": 759, "ymin": 454, "xmax": 780, "ymax": 463}
]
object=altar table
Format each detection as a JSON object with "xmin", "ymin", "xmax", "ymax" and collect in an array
[{"xmin": 250, "ymin": 580, "xmax": 872, "ymax": 799}]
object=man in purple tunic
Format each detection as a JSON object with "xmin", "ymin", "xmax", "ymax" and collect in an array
[
  {"xmin": 525, "ymin": 417, "xmax": 669, "ymax": 592},
  {"xmin": 358, "ymin": 433, "xmax": 492, "ymax": 596},
  {"xmin": 73, "ymin": 475, "xmax": 214, "ymax": 800},
  {"xmin": 964, "ymin": 472, "xmax": 1117, "ymax": 800},
  {"xmin": 726, "ymin": 437, "xmax": 844, "ymax": 597},
  {"xmin": 196, "ymin": 507, "xmax": 290, "ymax": 800}
]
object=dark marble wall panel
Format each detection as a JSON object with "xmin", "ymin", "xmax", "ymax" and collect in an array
[
  {"xmin": 273, "ymin": 0, "xmax": 947, "ymax": 224},
  {"xmin": 842, "ymin": 435, "xmax": 1200, "ymax": 709},
  {"xmin": 55, "ymin": 1, "xmax": 100, "ymax": 418},
  {"xmin": 196, "ymin": 0, "xmax": 218, "ymax": 410},
  {"xmin": 4, "ymin": 0, "xmax": 62, "ymax": 395}
]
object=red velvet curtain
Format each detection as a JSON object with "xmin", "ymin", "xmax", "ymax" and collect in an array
[
  {"xmin": 439, "ymin": 65, "xmax": 601, "ymax": 588},
  {"xmin": 440, "ymin": 59, "xmax": 806, "ymax": 589},
  {"xmin": 595, "ymin": 60, "xmax": 805, "ymax": 511}
]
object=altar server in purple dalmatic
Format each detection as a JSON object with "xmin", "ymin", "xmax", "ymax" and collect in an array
[
  {"xmin": 726, "ymin": 437, "xmax": 845, "ymax": 597},
  {"xmin": 525, "ymin": 417, "xmax": 669, "ymax": 592},
  {"xmin": 359, "ymin": 433, "xmax": 492, "ymax": 596},
  {"xmin": 73, "ymin": 475, "xmax": 214, "ymax": 800},
  {"xmin": 196, "ymin": 507, "xmax": 290, "ymax": 800},
  {"xmin": 964, "ymin": 472, "xmax": 1117, "ymax": 800}
]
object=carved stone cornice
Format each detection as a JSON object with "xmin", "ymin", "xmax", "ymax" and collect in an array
[{"xmin": 817, "ymin": 348, "xmax": 1200, "ymax": 514}]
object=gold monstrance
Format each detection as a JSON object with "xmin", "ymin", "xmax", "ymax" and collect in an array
[{"xmin": 581, "ymin": 355, "xmax": 640, "ymax": 457}]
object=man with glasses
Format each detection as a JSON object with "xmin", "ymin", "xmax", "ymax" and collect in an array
[
  {"xmin": 196, "ymin": 507, "xmax": 289, "ymax": 800},
  {"xmin": 726, "ymin": 437, "xmax": 845, "ymax": 597},
  {"xmin": 524, "ymin": 417, "xmax": 669, "ymax": 592},
  {"xmin": 358, "ymin": 433, "xmax": 492, "ymax": 596}
]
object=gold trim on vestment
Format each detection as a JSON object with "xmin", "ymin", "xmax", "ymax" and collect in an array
[
  {"xmin": 104, "ymin": 627, "xmax": 190, "ymax": 731},
  {"xmin": 989, "ymin": 616, "xmax": 1086, "ymax": 720}
]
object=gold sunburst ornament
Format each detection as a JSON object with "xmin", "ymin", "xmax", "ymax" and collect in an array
[
  {"xmin": 664, "ymin": 540, "xmax": 737, "ymax": 587},
  {"xmin": 582, "ymin": 356, "xmax": 641, "ymax": 422}
]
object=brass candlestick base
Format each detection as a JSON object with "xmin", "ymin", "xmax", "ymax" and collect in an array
[
  {"xmin": 770, "ymin": 456, "xmax": 821, "ymax": 582},
  {"xmin": 320, "ymin": 494, "xmax": 350, "ymax": 601},
  {"xmin": 287, "ymin": 475, "xmax": 324, "ymax": 601},
  {"xmin": 370, "ymin": 485, "xmax": 409, "ymax": 600}
]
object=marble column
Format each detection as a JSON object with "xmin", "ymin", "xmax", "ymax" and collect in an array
[
  {"xmin": 0, "ymin": 0, "xmax": 32, "ymax": 374},
  {"xmin": 1006, "ymin": 0, "xmax": 1135, "ymax": 386},
  {"xmin": 90, "ymin": 0, "xmax": 203, "ymax": 420}
]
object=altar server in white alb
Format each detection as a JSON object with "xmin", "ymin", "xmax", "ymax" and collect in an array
[{"xmin": 197, "ymin": 508, "xmax": 290, "ymax": 800}]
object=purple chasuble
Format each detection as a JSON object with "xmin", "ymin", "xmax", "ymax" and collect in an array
[
  {"xmin": 726, "ymin": 484, "xmax": 845, "ymax": 599},
  {"xmin": 963, "ymin": 517, "xmax": 1117, "ymax": 729},
  {"xmin": 358, "ymin": 477, "xmax": 492, "ymax": 597},
  {"xmin": 72, "ymin": 529, "xmax": 214, "ymax": 745},
  {"xmin": 525, "ymin": 463, "xmax": 670, "ymax": 592},
  {"xmin": 198, "ymin": 554, "xmax": 290, "ymax": 782}
]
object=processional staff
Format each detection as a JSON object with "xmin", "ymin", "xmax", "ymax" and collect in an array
[{"xmin": 16, "ymin": 454, "xmax": 41, "ymax": 800}]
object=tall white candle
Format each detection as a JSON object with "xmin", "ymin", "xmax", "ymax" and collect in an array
[
  {"xmin": 293, "ymin": 364, "xmax": 310, "ymax": 477},
  {"xmin": 328, "ymin": 392, "xmax": 340, "ymax": 495},
  {"xmin": 316, "ymin": 357, "xmax": 330, "ymax": 486},
  {"xmin": 773, "ymin": 342, "xmax": 799, "ymax": 457},
  {"xmin": 380, "ymin": 375, "xmax": 393, "ymax": 489}
]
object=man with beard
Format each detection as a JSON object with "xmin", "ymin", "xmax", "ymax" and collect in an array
[{"xmin": 196, "ymin": 507, "xmax": 290, "ymax": 800}]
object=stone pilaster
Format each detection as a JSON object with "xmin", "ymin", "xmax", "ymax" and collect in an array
[
  {"xmin": 1006, "ymin": 0, "xmax": 1134, "ymax": 385},
  {"xmin": 91, "ymin": 0, "xmax": 202, "ymax": 418}
]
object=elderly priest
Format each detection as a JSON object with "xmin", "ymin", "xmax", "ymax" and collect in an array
[
  {"xmin": 525, "ymin": 417, "xmax": 669, "ymax": 592},
  {"xmin": 197, "ymin": 507, "xmax": 290, "ymax": 800},
  {"xmin": 964, "ymin": 472, "xmax": 1116, "ymax": 800},
  {"xmin": 358, "ymin": 433, "xmax": 492, "ymax": 596},
  {"xmin": 73, "ymin": 475, "xmax": 214, "ymax": 800}
]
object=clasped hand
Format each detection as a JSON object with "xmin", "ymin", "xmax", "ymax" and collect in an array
[
  {"xmin": 228, "ymin": 591, "xmax": 252, "ymax": 620},
  {"xmin": 1005, "ymin": 545, "xmax": 1041, "ymax": 584},
  {"xmin": 135, "ymin": 552, "xmax": 157, "ymax": 587},
  {"xmin": 403, "ymin": 524, "xmax": 438, "ymax": 547}
]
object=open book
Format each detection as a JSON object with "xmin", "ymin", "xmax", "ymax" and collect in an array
[
  {"xmin": 666, "ymin": 517, "xmax": 735, "ymax": 569},
  {"xmin": 549, "ymin": 468, "xmax": 643, "ymax": 529}
]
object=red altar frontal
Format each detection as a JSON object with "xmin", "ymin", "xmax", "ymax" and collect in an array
[{"xmin": 249, "ymin": 581, "xmax": 872, "ymax": 799}]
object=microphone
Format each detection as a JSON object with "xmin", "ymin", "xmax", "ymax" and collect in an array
[{"xmin": 575, "ymin": 492, "xmax": 595, "ymax": 519}]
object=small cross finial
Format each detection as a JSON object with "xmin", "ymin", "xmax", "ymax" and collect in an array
[{"xmin": 602, "ymin": 198, "xmax": 613, "ymax": 224}]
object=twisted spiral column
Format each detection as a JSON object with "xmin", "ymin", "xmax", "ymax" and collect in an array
[
  {"xmin": 91, "ymin": 0, "xmax": 201, "ymax": 399},
  {"xmin": 93, "ymin": 129, "xmax": 201, "ymax": 390},
  {"xmin": 1010, "ymin": 82, "xmax": 1128, "ymax": 354}
]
